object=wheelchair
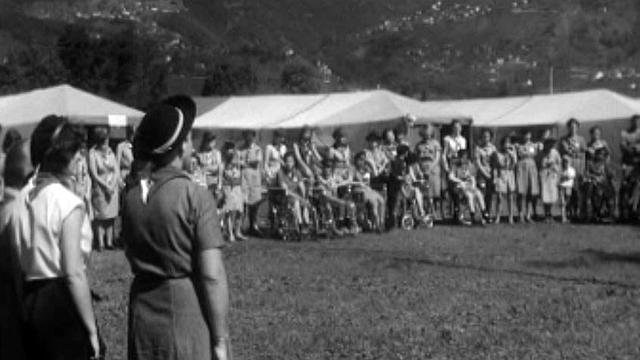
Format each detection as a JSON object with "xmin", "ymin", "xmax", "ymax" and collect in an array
[
  {"xmin": 399, "ymin": 180, "xmax": 435, "ymax": 230},
  {"xmin": 620, "ymin": 167, "xmax": 640, "ymax": 222},
  {"xmin": 308, "ymin": 186, "xmax": 339, "ymax": 239},
  {"xmin": 582, "ymin": 177, "xmax": 615, "ymax": 222},
  {"xmin": 267, "ymin": 187, "xmax": 302, "ymax": 241}
]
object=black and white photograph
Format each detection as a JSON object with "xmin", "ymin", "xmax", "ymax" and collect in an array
[{"xmin": 1, "ymin": 0, "xmax": 640, "ymax": 359}]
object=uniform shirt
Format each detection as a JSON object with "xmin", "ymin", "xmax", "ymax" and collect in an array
[
  {"xmin": 123, "ymin": 166, "xmax": 223, "ymax": 279},
  {"xmin": 16, "ymin": 177, "xmax": 92, "ymax": 280}
]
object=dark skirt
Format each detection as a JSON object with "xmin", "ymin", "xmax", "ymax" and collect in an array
[
  {"xmin": 23, "ymin": 278, "xmax": 92, "ymax": 360},
  {"xmin": 128, "ymin": 277, "xmax": 211, "ymax": 360}
]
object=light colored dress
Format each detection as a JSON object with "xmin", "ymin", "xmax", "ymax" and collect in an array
[
  {"xmin": 221, "ymin": 158, "xmax": 244, "ymax": 213},
  {"xmin": 516, "ymin": 142, "xmax": 540, "ymax": 196},
  {"xmin": 89, "ymin": 146, "xmax": 119, "ymax": 220},
  {"xmin": 264, "ymin": 143, "xmax": 287, "ymax": 185},
  {"xmin": 560, "ymin": 135, "xmax": 587, "ymax": 177},
  {"xmin": 539, "ymin": 148, "xmax": 562, "ymax": 204},
  {"xmin": 492, "ymin": 148, "xmax": 517, "ymax": 194},
  {"xmin": 415, "ymin": 139, "xmax": 442, "ymax": 198},
  {"xmin": 238, "ymin": 143, "xmax": 263, "ymax": 205},
  {"xmin": 116, "ymin": 140, "xmax": 133, "ymax": 186},
  {"xmin": 197, "ymin": 149, "xmax": 222, "ymax": 190}
]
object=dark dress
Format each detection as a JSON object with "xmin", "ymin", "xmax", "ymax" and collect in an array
[
  {"xmin": 122, "ymin": 166, "xmax": 224, "ymax": 360},
  {"xmin": 0, "ymin": 188, "xmax": 25, "ymax": 360}
]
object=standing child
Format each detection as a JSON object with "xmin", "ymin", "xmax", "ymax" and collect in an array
[
  {"xmin": 221, "ymin": 142, "xmax": 247, "ymax": 242},
  {"xmin": 559, "ymin": 155, "xmax": 576, "ymax": 223},
  {"xmin": 492, "ymin": 136, "xmax": 517, "ymax": 224},
  {"xmin": 539, "ymin": 139, "xmax": 562, "ymax": 223},
  {"xmin": 449, "ymin": 150, "xmax": 487, "ymax": 225}
]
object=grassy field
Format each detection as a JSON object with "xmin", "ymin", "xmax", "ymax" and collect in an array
[{"xmin": 91, "ymin": 224, "xmax": 640, "ymax": 360}]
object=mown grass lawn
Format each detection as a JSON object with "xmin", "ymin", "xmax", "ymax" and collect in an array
[{"xmin": 91, "ymin": 223, "xmax": 640, "ymax": 359}]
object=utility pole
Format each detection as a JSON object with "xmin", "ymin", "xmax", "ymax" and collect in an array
[{"xmin": 549, "ymin": 65, "xmax": 554, "ymax": 94}]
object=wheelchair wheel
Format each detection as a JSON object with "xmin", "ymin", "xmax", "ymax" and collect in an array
[{"xmin": 401, "ymin": 214, "xmax": 415, "ymax": 231}]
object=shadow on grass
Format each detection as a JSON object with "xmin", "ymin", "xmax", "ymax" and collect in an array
[
  {"xmin": 246, "ymin": 240, "xmax": 640, "ymax": 290},
  {"xmin": 387, "ymin": 255, "xmax": 640, "ymax": 290},
  {"xmin": 524, "ymin": 249, "xmax": 640, "ymax": 270}
]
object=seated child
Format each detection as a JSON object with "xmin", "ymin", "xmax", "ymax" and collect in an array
[
  {"xmin": 583, "ymin": 147, "xmax": 615, "ymax": 221},
  {"xmin": 220, "ymin": 142, "xmax": 247, "ymax": 242},
  {"xmin": 276, "ymin": 151, "xmax": 312, "ymax": 229},
  {"xmin": 316, "ymin": 160, "xmax": 360, "ymax": 234},
  {"xmin": 388, "ymin": 144, "xmax": 427, "ymax": 228},
  {"xmin": 449, "ymin": 150, "xmax": 486, "ymax": 225},
  {"xmin": 353, "ymin": 151, "xmax": 387, "ymax": 232},
  {"xmin": 559, "ymin": 155, "xmax": 576, "ymax": 223},
  {"xmin": 407, "ymin": 157, "xmax": 432, "ymax": 220}
]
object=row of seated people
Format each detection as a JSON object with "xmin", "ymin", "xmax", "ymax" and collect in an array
[{"xmin": 213, "ymin": 140, "xmax": 488, "ymax": 241}]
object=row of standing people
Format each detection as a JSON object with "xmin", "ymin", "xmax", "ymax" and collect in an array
[{"xmin": 190, "ymin": 116, "xmax": 640, "ymax": 233}]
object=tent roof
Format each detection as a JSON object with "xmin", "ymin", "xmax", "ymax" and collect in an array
[
  {"xmin": 194, "ymin": 90, "xmax": 467, "ymax": 130},
  {"xmin": 483, "ymin": 89, "xmax": 640, "ymax": 127},
  {"xmin": 0, "ymin": 84, "xmax": 143, "ymax": 127},
  {"xmin": 193, "ymin": 94, "xmax": 326, "ymax": 129},
  {"xmin": 418, "ymin": 89, "xmax": 640, "ymax": 128}
]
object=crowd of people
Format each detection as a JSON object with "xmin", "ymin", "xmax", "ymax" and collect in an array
[
  {"xmin": 1, "ymin": 92, "xmax": 640, "ymax": 360},
  {"xmin": 0, "ymin": 96, "xmax": 231, "ymax": 360},
  {"xmin": 188, "ymin": 116, "xmax": 640, "ymax": 240}
]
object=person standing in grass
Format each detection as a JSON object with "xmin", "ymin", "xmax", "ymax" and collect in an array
[
  {"xmin": 539, "ymin": 138, "xmax": 562, "ymax": 223},
  {"xmin": 443, "ymin": 119, "xmax": 467, "ymax": 221},
  {"xmin": 516, "ymin": 129, "xmax": 540, "ymax": 223},
  {"xmin": 492, "ymin": 136, "xmax": 518, "ymax": 224},
  {"xmin": 620, "ymin": 115, "xmax": 640, "ymax": 220},
  {"xmin": 0, "ymin": 139, "xmax": 32, "ymax": 360},
  {"xmin": 414, "ymin": 124, "xmax": 443, "ymax": 219},
  {"xmin": 16, "ymin": 116, "xmax": 101, "ymax": 360},
  {"xmin": 559, "ymin": 155, "xmax": 577, "ymax": 223},
  {"xmin": 89, "ymin": 126, "xmax": 119, "ymax": 250},
  {"xmin": 238, "ymin": 130, "xmax": 264, "ymax": 236},
  {"xmin": 123, "ymin": 96, "xmax": 232, "ymax": 360},
  {"xmin": 475, "ymin": 129, "xmax": 497, "ymax": 221},
  {"xmin": 220, "ymin": 141, "xmax": 247, "ymax": 242},
  {"xmin": 559, "ymin": 118, "xmax": 587, "ymax": 220},
  {"xmin": 197, "ymin": 131, "xmax": 223, "ymax": 198}
]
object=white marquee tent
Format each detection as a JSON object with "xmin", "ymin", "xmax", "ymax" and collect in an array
[
  {"xmin": 193, "ymin": 89, "xmax": 467, "ymax": 149},
  {"xmin": 0, "ymin": 84, "xmax": 143, "ymax": 131}
]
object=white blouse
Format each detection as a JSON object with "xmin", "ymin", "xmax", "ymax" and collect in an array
[{"xmin": 16, "ymin": 182, "xmax": 93, "ymax": 280}]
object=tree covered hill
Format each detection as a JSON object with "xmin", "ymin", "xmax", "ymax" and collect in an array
[{"xmin": 1, "ymin": 0, "xmax": 640, "ymax": 107}]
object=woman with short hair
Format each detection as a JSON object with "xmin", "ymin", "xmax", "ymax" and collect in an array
[
  {"xmin": 14, "ymin": 115, "xmax": 101, "ymax": 360},
  {"xmin": 516, "ymin": 129, "xmax": 540, "ymax": 223}
]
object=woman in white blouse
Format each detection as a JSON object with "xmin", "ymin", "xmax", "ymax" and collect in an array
[{"xmin": 13, "ymin": 115, "xmax": 100, "ymax": 360}]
